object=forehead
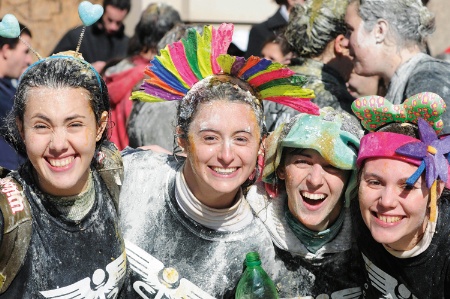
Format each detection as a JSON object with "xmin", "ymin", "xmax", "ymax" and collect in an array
[
  {"xmin": 345, "ymin": 2, "xmax": 360, "ymax": 25},
  {"xmin": 191, "ymin": 100, "xmax": 259, "ymax": 128},
  {"xmin": 25, "ymin": 86, "xmax": 92, "ymax": 112},
  {"xmin": 103, "ymin": 5, "xmax": 128, "ymax": 21},
  {"xmin": 363, "ymin": 158, "xmax": 419, "ymax": 177}
]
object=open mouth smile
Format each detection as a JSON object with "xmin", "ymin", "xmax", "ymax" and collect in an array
[
  {"xmin": 301, "ymin": 191, "xmax": 326, "ymax": 206},
  {"xmin": 47, "ymin": 156, "xmax": 74, "ymax": 168},
  {"xmin": 374, "ymin": 212, "xmax": 403, "ymax": 224},
  {"xmin": 211, "ymin": 167, "xmax": 238, "ymax": 175}
]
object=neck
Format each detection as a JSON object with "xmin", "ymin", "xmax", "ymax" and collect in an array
[{"xmin": 383, "ymin": 45, "xmax": 422, "ymax": 85}]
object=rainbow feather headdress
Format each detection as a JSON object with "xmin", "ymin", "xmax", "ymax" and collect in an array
[{"xmin": 131, "ymin": 23, "xmax": 318, "ymax": 115}]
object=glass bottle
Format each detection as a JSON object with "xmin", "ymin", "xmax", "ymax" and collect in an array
[{"xmin": 235, "ymin": 251, "xmax": 279, "ymax": 299}]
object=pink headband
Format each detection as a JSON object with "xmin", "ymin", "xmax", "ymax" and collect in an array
[{"xmin": 357, "ymin": 132, "xmax": 422, "ymax": 167}]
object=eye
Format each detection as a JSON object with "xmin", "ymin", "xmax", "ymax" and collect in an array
[
  {"xmin": 33, "ymin": 123, "xmax": 49, "ymax": 130},
  {"xmin": 202, "ymin": 135, "xmax": 218, "ymax": 143},
  {"xmin": 234, "ymin": 136, "xmax": 249, "ymax": 144},
  {"xmin": 324, "ymin": 164, "xmax": 342, "ymax": 175},
  {"xmin": 292, "ymin": 158, "xmax": 311, "ymax": 168},
  {"xmin": 402, "ymin": 183, "xmax": 419, "ymax": 191},
  {"xmin": 344, "ymin": 28, "xmax": 352, "ymax": 38},
  {"xmin": 366, "ymin": 179, "xmax": 381, "ymax": 186},
  {"xmin": 70, "ymin": 122, "xmax": 83, "ymax": 127}
]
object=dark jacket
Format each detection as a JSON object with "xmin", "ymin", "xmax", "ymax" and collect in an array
[
  {"xmin": 0, "ymin": 77, "xmax": 26, "ymax": 170},
  {"xmin": 245, "ymin": 8, "xmax": 287, "ymax": 58},
  {"xmin": 51, "ymin": 21, "xmax": 129, "ymax": 64}
]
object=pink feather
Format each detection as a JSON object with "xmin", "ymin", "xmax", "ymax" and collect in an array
[
  {"xmin": 265, "ymin": 96, "xmax": 320, "ymax": 115},
  {"xmin": 211, "ymin": 23, "xmax": 234, "ymax": 74},
  {"xmin": 168, "ymin": 41, "xmax": 198, "ymax": 87},
  {"xmin": 248, "ymin": 68, "xmax": 296, "ymax": 87}
]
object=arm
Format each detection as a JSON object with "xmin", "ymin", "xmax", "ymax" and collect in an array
[{"xmin": 0, "ymin": 177, "xmax": 32, "ymax": 293}]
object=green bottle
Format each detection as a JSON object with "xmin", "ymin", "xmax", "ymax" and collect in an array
[{"xmin": 235, "ymin": 252, "xmax": 279, "ymax": 299}]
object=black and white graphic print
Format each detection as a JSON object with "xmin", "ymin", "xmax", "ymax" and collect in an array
[
  {"xmin": 39, "ymin": 251, "xmax": 126, "ymax": 299},
  {"xmin": 126, "ymin": 239, "xmax": 215, "ymax": 299},
  {"xmin": 362, "ymin": 254, "xmax": 417, "ymax": 299}
]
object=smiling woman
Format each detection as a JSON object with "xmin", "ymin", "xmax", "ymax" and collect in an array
[
  {"xmin": 118, "ymin": 23, "xmax": 317, "ymax": 297},
  {"xmin": 351, "ymin": 92, "xmax": 450, "ymax": 298},
  {"xmin": 0, "ymin": 56, "xmax": 126, "ymax": 297},
  {"xmin": 247, "ymin": 107, "xmax": 364, "ymax": 297}
]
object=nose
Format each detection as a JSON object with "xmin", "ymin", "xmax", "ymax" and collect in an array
[
  {"xmin": 217, "ymin": 142, "xmax": 234, "ymax": 164},
  {"xmin": 378, "ymin": 186, "xmax": 398, "ymax": 208},
  {"xmin": 49, "ymin": 128, "xmax": 69, "ymax": 152},
  {"xmin": 307, "ymin": 164, "xmax": 324, "ymax": 186},
  {"xmin": 107, "ymin": 22, "xmax": 120, "ymax": 33}
]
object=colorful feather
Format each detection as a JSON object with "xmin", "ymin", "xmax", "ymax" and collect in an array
[{"xmin": 131, "ymin": 23, "xmax": 318, "ymax": 115}]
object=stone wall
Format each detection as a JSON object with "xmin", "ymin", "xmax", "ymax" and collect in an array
[{"xmin": 0, "ymin": 0, "xmax": 102, "ymax": 61}]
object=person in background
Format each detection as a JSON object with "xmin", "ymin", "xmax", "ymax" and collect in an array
[
  {"xmin": 127, "ymin": 23, "xmax": 204, "ymax": 152},
  {"xmin": 119, "ymin": 23, "xmax": 317, "ymax": 297},
  {"xmin": 51, "ymin": 0, "xmax": 131, "ymax": 72},
  {"xmin": 265, "ymin": 0, "xmax": 355, "ymax": 131},
  {"xmin": 245, "ymin": 0, "xmax": 305, "ymax": 58},
  {"xmin": 247, "ymin": 108, "xmax": 364, "ymax": 297},
  {"xmin": 103, "ymin": 3, "xmax": 181, "ymax": 150},
  {"xmin": 0, "ymin": 21, "xmax": 32, "ymax": 170},
  {"xmin": 260, "ymin": 32, "xmax": 294, "ymax": 65},
  {"xmin": 351, "ymin": 92, "xmax": 450, "ymax": 298},
  {"xmin": 344, "ymin": 0, "xmax": 450, "ymax": 134},
  {"xmin": 346, "ymin": 72, "xmax": 386, "ymax": 98}
]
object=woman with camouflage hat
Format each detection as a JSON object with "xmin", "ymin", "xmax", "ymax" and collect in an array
[{"xmin": 247, "ymin": 107, "xmax": 364, "ymax": 297}]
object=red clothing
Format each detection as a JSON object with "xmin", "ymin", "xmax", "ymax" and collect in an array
[{"xmin": 105, "ymin": 56, "xmax": 148, "ymax": 150}]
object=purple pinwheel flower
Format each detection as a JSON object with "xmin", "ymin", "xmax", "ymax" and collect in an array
[{"xmin": 395, "ymin": 118, "xmax": 450, "ymax": 187}]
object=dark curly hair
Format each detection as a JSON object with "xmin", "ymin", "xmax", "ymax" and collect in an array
[{"xmin": 4, "ymin": 57, "xmax": 110, "ymax": 158}]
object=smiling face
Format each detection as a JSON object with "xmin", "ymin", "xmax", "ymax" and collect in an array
[
  {"xmin": 102, "ymin": 5, "xmax": 128, "ymax": 35},
  {"xmin": 359, "ymin": 158, "xmax": 430, "ymax": 251},
  {"xmin": 278, "ymin": 148, "xmax": 350, "ymax": 231},
  {"xmin": 179, "ymin": 100, "xmax": 261, "ymax": 209},
  {"xmin": 344, "ymin": 2, "xmax": 379, "ymax": 76},
  {"xmin": 19, "ymin": 87, "xmax": 107, "ymax": 196}
]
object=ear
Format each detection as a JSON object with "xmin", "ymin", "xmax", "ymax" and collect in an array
[
  {"xmin": 276, "ymin": 166, "xmax": 286, "ymax": 181},
  {"xmin": 16, "ymin": 117, "xmax": 25, "ymax": 140},
  {"xmin": 334, "ymin": 34, "xmax": 349, "ymax": 56},
  {"xmin": 176, "ymin": 126, "xmax": 187, "ymax": 152},
  {"xmin": 96, "ymin": 111, "xmax": 108, "ymax": 141},
  {"xmin": 374, "ymin": 19, "xmax": 388, "ymax": 44},
  {"xmin": 0, "ymin": 44, "xmax": 11, "ymax": 59}
]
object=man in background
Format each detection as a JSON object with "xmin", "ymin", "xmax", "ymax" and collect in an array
[
  {"xmin": 245, "ymin": 0, "xmax": 305, "ymax": 58},
  {"xmin": 0, "ymin": 22, "xmax": 32, "ymax": 170},
  {"xmin": 51, "ymin": 0, "xmax": 131, "ymax": 72}
]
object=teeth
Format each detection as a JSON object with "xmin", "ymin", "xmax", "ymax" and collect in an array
[
  {"xmin": 378, "ymin": 214, "xmax": 402, "ymax": 223},
  {"xmin": 48, "ymin": 157, "xmax": 74, "ymax": 167},
  {"xmin": 212, "ymin": 167, "xmax": 237, "ymax": 174},
  {"xmin": 301, "ymin": 191, "xmax": 325, "ymax": 200}
]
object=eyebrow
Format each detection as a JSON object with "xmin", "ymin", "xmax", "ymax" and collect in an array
[
  {"xmin": 199, "ymin": 127, "xmax": 252, "ymax": 133},
  {"xmin": 362, "ymin": 171, "xmax": 414, "ymax": 184},
  {"xmin": 31, "ymin": 113, "xmax": 86, "ymax": 123}
]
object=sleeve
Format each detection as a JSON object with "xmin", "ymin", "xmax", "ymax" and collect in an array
[
  {"xmin": 95, "ymin": 141, "xmax": 124, "ymax": 210},
  {"xmin": 0, "ymin": 177, "xmax": 32, "ymax": 292}
]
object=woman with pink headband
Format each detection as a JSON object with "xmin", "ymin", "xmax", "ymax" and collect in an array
[{"xmin": 351, "ymin": 92, "xmax": 450, "ymax": 298}]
